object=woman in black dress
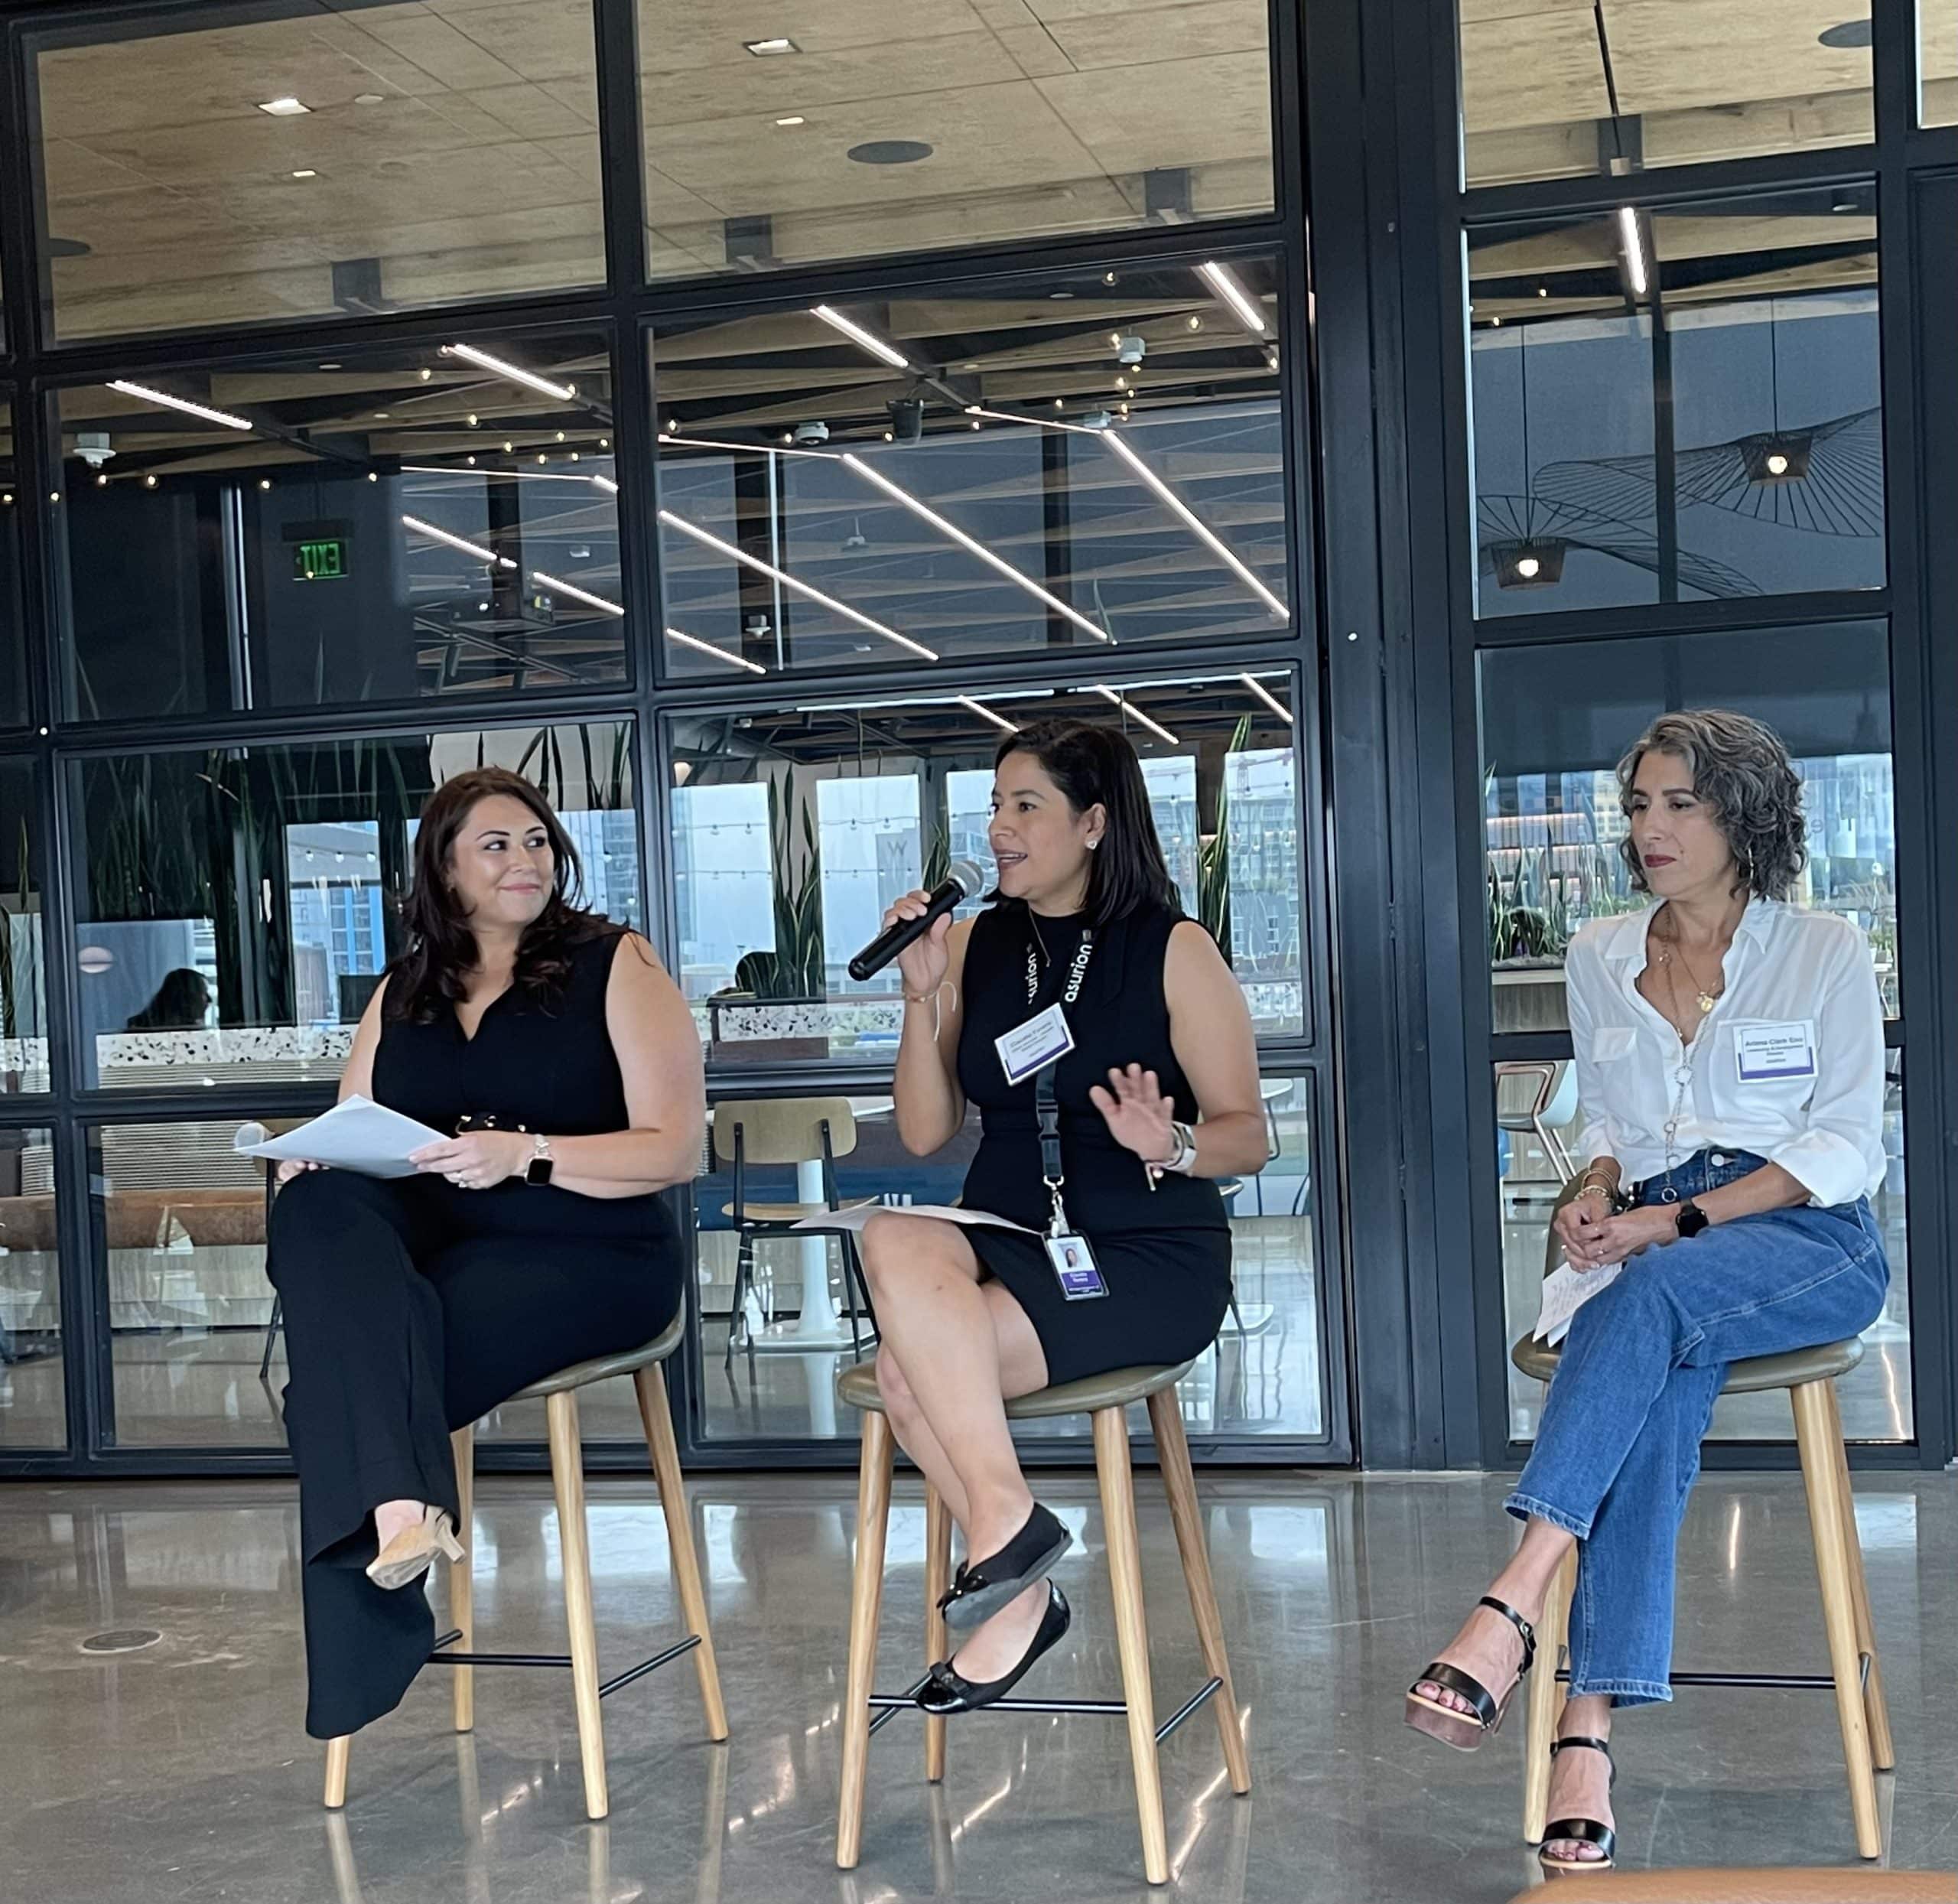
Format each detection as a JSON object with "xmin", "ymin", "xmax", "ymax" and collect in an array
[
  {"xmin": 268, "ymin": 766, "xmax": 703, "ymax": 1742},
  {"xmin": 864, "ymin": 720, "xmax": 1267, "ymax": 1712}
]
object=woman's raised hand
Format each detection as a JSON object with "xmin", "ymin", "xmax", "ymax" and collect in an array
[
  {"xmin": 1088, "ymin": 1063, "xmax": 1176, "ymax": 1164},
  {"xmin": 884, "ymin": 888, "xmax": 951, "ymax": 1000}
]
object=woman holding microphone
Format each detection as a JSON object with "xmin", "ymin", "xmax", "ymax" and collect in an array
[
  {"xmin": 1404, "ymin": 710, "xmax": 1889, "ymax": 1875},
  {"xmin": 861, "ymin": 719, "xmax": 1267, "ymax": 1713}
]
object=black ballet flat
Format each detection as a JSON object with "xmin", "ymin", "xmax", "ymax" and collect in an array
[
  {"xmin": 916, "ymin": 1583, "xmax": 1072, "ymax": 1715},
  {"xmin": 938, "ymin": 1502, "xmax": 1070, "ymax": 1635},
  {"xmin": 1539, "ymin": 1736, "xmax": 1618, "ymax": 1876},
  {"xmin": 1403, "ymin": 1596, "xmax": 1537, "ymax": 1752}
]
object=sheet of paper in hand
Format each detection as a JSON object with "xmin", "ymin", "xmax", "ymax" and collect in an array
[
  {"xmin": 233, "ymin": 1095, "xmax": 448, "ymax": 1180},
  {"xmin": 1533, "ymin": 1256, "xmax": 1626, "ymax": 1347},
  {"xmin": 789, "ymin": 1203, "xmax": 1039, "ymax": 1235}
]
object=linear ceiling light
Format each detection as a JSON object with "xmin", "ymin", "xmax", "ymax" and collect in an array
[
  {"xmin": 257, "ymin": 96, "xmax": 310, "ymax": 116},
  {"xmin": 590, "ymin": 472, "xmax": 620, "ymax": 493},
  {"xmin": 1092, "ymin": 685, "xmax": 1179, "ymax": 746},
  {"xmin": 666, "ymin": 625, "xmax": 766, "ymax": 674},
  {"xmin": 957, "ymin": 696, "xmax": 1020, "ymax": 734},
  {"xmin": 1198, "ymin": 261, "xmax": 1268, "ymax": 335},
  {"xmin": 964, "ymin": 403, "xmax": 1106, "ymax": 438},
  {"xmin": 401, "ymin": 513, "xmax": 516, "ymax": 568},
  {"xmin": 1101, "ymin": 430, "xmax": 1289, "ymax": 620},
  {"xmin": 1616, "ymin": 205, "xmax": 1648, "ymax": 298},
  {"xmin": 440, "ymin": 343, "xmax": 576, "ymax": 402},
  {"xmin": 401, "ymin": 464, "xmax": 592, "ymax": 483},
  {"xmin": 658, "ymin": 431, "xmax": 837, "ymax": 460},
  {"xmin": 659, "ymin": 508, "xmax": 938, "ymax": 661},
  {"xmin": 840, "ymin": 453, "xmax": 1108, "ymax": 642},
  {"xmin": 107, "ymin": 379, "xmax": 253, "ymax": 431},
  {"xmin": 1239, "ymin": 672, "xmax": 1293, "ymax": 724},
  {"xmin": 532, "ymin": 570, "xmax": 622, "ymax": 614},
  {"xmin": 811, "ymin": 304, "xmax": 909, "ymax": 369}
]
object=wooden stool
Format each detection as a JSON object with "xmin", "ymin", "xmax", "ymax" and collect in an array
[
  {"xmin": 322, "ymin": 1312, "xmax": 727, "ymax": 1820},
  {"xmin": 1514, "ymin": 1186, "xmax": 1893, "ymax": 1860},
  {"xmin": 834, "ymin": 1358, "xmax": 1251, "ymax": 1886}
]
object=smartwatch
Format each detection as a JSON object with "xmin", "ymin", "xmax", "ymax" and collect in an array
[
  {"xmin": 525, "ymin": 1133, "xmax": 555, "ymax": 1186},
  {"xmin": 1673, "ymin": 1199, "xmax": 1710, "ymax": 1238}
]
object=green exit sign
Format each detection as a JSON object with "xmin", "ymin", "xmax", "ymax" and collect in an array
[{"xmin": 292, "ymin": 536, "xmax": 348, "ymax": 581}]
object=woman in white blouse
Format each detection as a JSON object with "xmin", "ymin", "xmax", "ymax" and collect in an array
[{"xmin": 1404, "ymin": 709, "xmax": 1889, "ymax": 1876}]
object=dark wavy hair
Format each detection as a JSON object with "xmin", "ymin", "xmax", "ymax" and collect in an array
[
  {"xmin": 1617, "ymin": 708, "xmax": 1807, "ymax": 900},
  {"xmin": 991, "ymin": 718, "xmax": 1182, "ymax": 926},
  {"xmin": 387, "ymin": 766, "xmax": 618, "ymax": 1024}
]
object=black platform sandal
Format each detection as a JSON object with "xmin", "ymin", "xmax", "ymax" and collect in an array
[
  {"xmin": 1403, "ymin": 1596, "xmax": 1537, "ymax": 1752},
  {"xmin": 917, "ymin": 1583, "xmax": 1072, "ymax": 1715},
  {"xmin": 938, "ymin": 1502, "xmax": 1070, "ymax": 1635},
  {"xmin": 1539, "ymin": 1736, "xmax": 1617, "ymax": 1876}
]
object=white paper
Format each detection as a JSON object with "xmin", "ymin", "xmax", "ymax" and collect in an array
[
  {"xmin": 1532, "ymin": 1257, "xmax": 1625, "ymax": 1346},
  {"xmin": 789, "ymin": 1203, "xmax": 1039, "ymax": 1236},
  {"xmin": 234, "ymin": 1095, "xmax": 448, "ymax": 1180}
]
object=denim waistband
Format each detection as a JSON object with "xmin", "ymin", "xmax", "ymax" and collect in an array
[{"xmin": 1631, "ymin": 1147, "xmax": 1770, "ymax": 1205}]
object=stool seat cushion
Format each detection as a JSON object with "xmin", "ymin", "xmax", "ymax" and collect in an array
[
  {"xmin": 513, "ymin": 1311, "xmax": 687, "ymax": 1400},
  {"xmin": 838, "ymin": 1357, "xmax": 1193, "ymax": 1420},
  {"xmin": 1511, "ymin": 1333, "xmax": 1864, "ymax": 1393}
]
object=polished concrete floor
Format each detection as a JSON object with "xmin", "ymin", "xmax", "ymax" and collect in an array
[{"xmin": 1, "ymin": 1467, "xmax": 1953, "ymax": 1904}]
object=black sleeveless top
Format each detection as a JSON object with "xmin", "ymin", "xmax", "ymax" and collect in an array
[{"xmin": 956, "ymin": 899, "xmax": 1227, "ymax": 1238}]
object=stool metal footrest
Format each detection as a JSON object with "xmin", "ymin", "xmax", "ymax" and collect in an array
[
  {"xmin": 1553, "ymin": 1655, "xmax": 1872, "ymax": 1694},
  {"xmin": 427, "ymin": 1629, "xmax": 703, "ymax": 1700},
  {"xmin": 865, "ymin": 1675, "xmax": 1221, "ymax": 1743}
]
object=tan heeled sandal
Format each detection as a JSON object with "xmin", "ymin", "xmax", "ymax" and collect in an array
[{"xmin": 366, "ymin": 1505, "xmax": 466, "ymax": 1591}]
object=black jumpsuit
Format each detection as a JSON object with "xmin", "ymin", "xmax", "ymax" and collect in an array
[
  {"xmin": 268, "ymin": 929, "xmax": 685, "ymax": 1740},
  {"xmin": 955, "ymin": 899, "xmax": 1232, "ymax": 1385}
]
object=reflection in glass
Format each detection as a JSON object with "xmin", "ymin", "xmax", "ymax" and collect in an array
[
  {"xmin": 0, "ymin": 1128, "xmax": 60, "ymax": 1450},
  {"xmin": 72, "ymin": 721, "xmax": 637, "ymax": 1091},
  {"xmin": 31, "ymin": 5, "xmax": 604, "ymax": 340},
  {"xmin": 0, "ymin": 760, "xmax": 47, "ymax": 1092},
  {"xmin": 1468, "ymin": 189, "xmax": 1882, "ymax": 617},
  {"xmin": 1478, "ymin": 624, "xmax": 1896, "ymax": 1030},
  {"xmin": 1499, "ymin": 1056, "xmax": 1912, "ymax": 1444},
  {"xmin": 59, "ymin": 335, "xmax": 620, "ymax": 719},
  {"xmin": 1462, "ymin": 2, "xmax": 1874, "ymax": 187},
  {"xmin": 1921, "ymin": 12, "xmax": 1958, "ymax": 125},
  {"xmin": 637, "ymin": 0, "xmax": 1273, "ymax": 278},
  {"xmin": 669, "ymin": 671, "xmax": 1303, "ymax": 1059},
  {"xmin": 0, "ymin": 401, "xmax": 21, "ymax": 727},
  {"xmin": 654, "ymin": 257, "xmax": 1288, "ymax": 677}
]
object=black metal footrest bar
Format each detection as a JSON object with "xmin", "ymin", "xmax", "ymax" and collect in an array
[
  {"xmin": 866, "ymin": 1676, "xmax": 1221, "ymax": 1746},
  {"xmin": 1554, "ymin": 1661, "xmax": 1867, "ymax": 1693},
  {"xmin": 427, "ymin": 1632, "xmax": 701, "ymax": 1700}
]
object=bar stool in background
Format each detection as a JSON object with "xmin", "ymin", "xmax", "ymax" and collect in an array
[
  {"xmin": 1495, "ymin": 1059, "xmax": 1579, "ymax": 1188},
  {"xmin": 322, "ymin": 1311, "xmax": 727, "ymax": 1819},
  {"xmin": 834, "ymin": 1358, "xmax": 1251, "ymax": 1886},
  {"xmin": 1514, "ymin": 1180, "xmax": 1894, "ymax": 1860}
]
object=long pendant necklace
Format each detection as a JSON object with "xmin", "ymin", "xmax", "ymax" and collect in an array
[{"xmin": 1654, "ymin": 917, "xmax": 1726, "ymax": 1019}]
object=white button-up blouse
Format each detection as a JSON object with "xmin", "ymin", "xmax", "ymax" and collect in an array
[{"xmin": 1566, "ymin": 897, "xmax": 1888, "ymax": 1209}]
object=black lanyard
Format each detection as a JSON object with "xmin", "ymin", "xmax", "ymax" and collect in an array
[{"xmin": 1026, "ymin": 922, "xmax": 1093, "ymax": 1229}]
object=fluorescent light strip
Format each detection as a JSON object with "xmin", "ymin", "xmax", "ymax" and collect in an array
[
  {"xmin": 401, "ymin": 464, "xmax": 593, "ymax": 483},
  {"xmin": 659, "ymin": 431, "xmax": 838, "ymax": 460},
  {"xmin": 841, "ymin": 454, "xmax": 1108, "ymax": 643},
  {"xmin": 1101, "ymin": 430, "xmax": 1290, "ymax": 620},
  {"xmin": 811, "ymin": 304, "xmax": 909, "ymax": 369},
  {"xmin": 590, "ymin": 473, "xmax": 620, "ymax": 493},
  {"xmin": 665, "ymin": 625, "xmax": 766, "ymax": 675},
  {"xmin": 1198, "ymin": 261, "xmax": 1269, "ymax": 335},
  {"xmin": 440, "ymin": 343, "xmax": 577, "ymax": 402},
  {"xmin": 1093, "ymin": 684, "xmax": 1179, "ymax": 746},
  {"xmin": 957, "ymin": 696, "xmax": 1019, "ymax": 734},
  {"xmin": 401, "ymin": 513, "xmax": 516, "ymax": 568},
  {"xmin": 1617, "ymin": 205, "xmax": 1648, "ymax": 298},
  {"xmin": 806, "ymin": 689, "xmax": 1056, "ymax": 714},
  {"xmin": 108, "ymin": 379, "xmax": 253, "ymax": 431},
  {"xmin": 532, "ymin": 570, "xmax": 623, "ymax": 615},
  {"xmin": 658, "ymin": 509, "xmax": 938, "ymax": 662},
  {"xmin": 964, "ymin": 404, "xmax": 1106, "ymax": 438},
  {"xmin": 1239, "ymin": 672, "xmax": 1293, "ymax": 724}
]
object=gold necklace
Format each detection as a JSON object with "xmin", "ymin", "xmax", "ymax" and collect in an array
[{"xmin": 1654, "ymin": 917, "xmax": 1725, "ymax": 1017}]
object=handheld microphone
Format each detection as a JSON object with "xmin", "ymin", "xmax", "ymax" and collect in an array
[{"xmin": 848, "ymin": 860, "xmax": 986, "ymax": 982}]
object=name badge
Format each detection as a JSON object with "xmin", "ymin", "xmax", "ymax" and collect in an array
[
  {"xmin": 1046, "ymin": 1232, "xmax": 1108, "ymax": 1300},
  {"xmin": 1735, "ymin": 1019, "xmax": 1818, "ymax": 1083},
  {"xmin": 996, "ymin": 1003, "xmax": 1075, "ymax": 1086}
]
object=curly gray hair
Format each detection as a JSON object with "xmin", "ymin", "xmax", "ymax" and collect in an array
[{"xmin": 1616, "ymin": 709, "xmax": 1806, "ymax": 900}]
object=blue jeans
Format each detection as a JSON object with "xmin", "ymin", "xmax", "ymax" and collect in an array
[{"xmin": 1506, "ymin": 1148, "xmax": 1888, "ymax": 1707}]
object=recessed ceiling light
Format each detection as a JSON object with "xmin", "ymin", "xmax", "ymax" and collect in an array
[
  {"xmin": 354, "ymin": 92, "xmax": 385, "ymax": 106},
  {"xmin": 745, "ymin": 37, "xmax": 799, "ymax": 55},
  {"xmin": 258, "ymin": 96, "xmax": 309, "ymax": 116},
  {"xmin": 848, "ymin": 139, "xmax": 933, "ymax": 166},
  {"xmin": 318, "ymin": 362, "xmax": 341, "ymax": 370},
  {"xmin": 291, "ymin": 168, "xmax": 317, "ymax": 179},
  {"xmin": 776, "ymin": 116, "xmax": 806, "ymax": 128}
]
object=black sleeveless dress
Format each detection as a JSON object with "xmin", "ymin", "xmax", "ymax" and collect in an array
[
  {"xmin": 268, "ymin": 927, "xmax": 684, "ymax": 1740},
  {"xmin": 955, "ymin": 899, "xmax": 1231, "ymax": 1385}
]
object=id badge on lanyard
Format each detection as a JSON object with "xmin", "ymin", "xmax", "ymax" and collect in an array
[{"xmin": 1036, "ymin": 1061, "xmax": 1107, "ymax": 1300}]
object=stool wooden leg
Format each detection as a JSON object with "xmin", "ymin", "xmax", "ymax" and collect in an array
[
  {"xmin": 324, "ymin": 1733, "xmax": 351, "ymax": 1809},
  {"xmin": 633, "ymin": 1362, "xmax": 729, "ymax": 1742},
  {"xmin": 450, "ymin": 1424, "xmax": 476, "ymax": 1735},
  {"xmin": 923, "ymin": 1483, "xmax": 951, "ymax": 1785},
  {"xmin": 1823, "ymin": 1380, "xmax": 1894, "ymax": 1770},
  {"xmin": 1792, "ymin": 1378, "xmax": 1882, "ymax": 1859},
  {"xmin": 1094, "ymin": 1404, "xmax": 1168, "ymax": 1887},
  {"xmin": 1522, "ymin": 1547, "xmax": 1575, "ymax": 1845},
  {"xmin": 546, "ymin": 1390, "xmax": 609, "ymax": 1822},
  {"xmin": 837, "ymin": 1410, "xmax": 894, "ymax": 1871},
  {"xmin": 1145, "ymin": 1389, "xmax": 1250, "ymax": 1795}
]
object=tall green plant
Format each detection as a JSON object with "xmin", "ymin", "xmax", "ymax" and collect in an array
[{"xmin": 764, "ymin": 787, "xmax": 825, "ymax": 999}]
